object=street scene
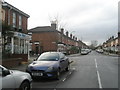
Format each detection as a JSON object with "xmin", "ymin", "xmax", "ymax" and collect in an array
[
  {"xmin": 0, "ymin": 0, "xmax": 120, "ymax": 90},
  {"xmin": 10, "ymin": 51, "xmax": 118, "ymax": 89}
]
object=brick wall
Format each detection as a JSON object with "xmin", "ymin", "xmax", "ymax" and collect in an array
[
  {"xmin": 4, "ymin": 7, "xmax": 28, "ymax": 33},
  {"xmin": 32, "ymin": 32, "xmax": 58, "ymax": 53}
]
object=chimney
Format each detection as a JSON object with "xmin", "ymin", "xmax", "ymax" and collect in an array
[
  {"xmin": 73, "ymin": 36, "xmax": 75, "ymax": 40},
  {"xmin": 51, "ymin": 21, "xmax": 56, "ymax": 30},
  {"xmin": 75, "ymin": 37, "xmax": 77, "ymax": 41},
  {"xmin": 70, "ymin": 34, "xmax": 72, "ymax": 39},
  {"xmin": 61, "ymin": 28, "xmax": 64, "ymax": 34},
  {"xmin": 66, "ymin": 31, "xmax": 68, "ymax": 37}
]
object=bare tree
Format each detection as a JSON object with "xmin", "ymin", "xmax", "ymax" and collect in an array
[
  {"xmin": 48, "ymin": 14, "xmax": 67, "ymax": 30},
  {"xmin": 90, "ymin": 40, "xmax": 98, "ymax": 49}
]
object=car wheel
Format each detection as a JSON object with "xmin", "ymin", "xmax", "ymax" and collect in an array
[
  {"xmin": 19, "ymin": 81, "xmax": 30, "ymax": 90},
  {"xmin": 65, "ymin": 65, "xmax": 70, "ymax": 71},
  {"xmin": 56, "ymin": 69, "xmax": 60, "ymax": 80}
]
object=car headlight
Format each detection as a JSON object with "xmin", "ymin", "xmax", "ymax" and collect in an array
[
  {"xmin": 46, "ymin": 66, "xmax": 54, "ymax": 72},
  {"xmin": 26, "ymin": 65, "xmax": 33, "ymax": 72}
]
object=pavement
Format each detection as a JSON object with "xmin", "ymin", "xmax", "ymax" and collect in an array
[
  {"xmin": 102, "ymin": 52, "xmax": 119, "ymax": 57},
  {"xmin": 9, "ymin": 56, "xmax": 36, "ymax": 71}
]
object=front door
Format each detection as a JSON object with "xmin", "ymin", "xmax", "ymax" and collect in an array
[{"xmin": 36, "ymin": 46, "xmax": 39, "ymax": 54}]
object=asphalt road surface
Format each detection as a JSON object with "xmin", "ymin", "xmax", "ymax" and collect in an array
[{"xmin": 32, "ymin": 51, "xmax": 118, "ymax": 89}]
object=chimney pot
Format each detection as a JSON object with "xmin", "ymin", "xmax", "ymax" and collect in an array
[
  {"xmin": 61, "ymin": 28, "xmax": 64, "ymax": 34},
  {"xmin": 51, "ymin": 22, "xmax": 56, "ymax": 30},
  {"xmin": 70, "ymin": 34, "xmax": 72, "ymax": 39},
  {"xmin": 66, "ymin": 31, "xmax": 68, "ymax": 37}
]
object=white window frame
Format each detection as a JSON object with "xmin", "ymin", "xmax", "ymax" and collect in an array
[
  {"xmin": 12, "ymin": 12, "xmax": 16, "ymax": 28},
  {"xmin": 19, "ymin": 15, "xmax": 22, "ymax": 29}
]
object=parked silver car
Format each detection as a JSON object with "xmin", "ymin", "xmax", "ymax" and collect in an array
[{"xmin": 0, "ymin": 65, "xmax": 32, "ymax": 90}]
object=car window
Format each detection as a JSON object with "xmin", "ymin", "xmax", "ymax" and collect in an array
[
  {"xmin": 60, "ymin": 53, "xmax": 65, "ymax": 59},
  {"xmin": 37, "ymin": 53, "xmax": 59, "ymax": 61}
]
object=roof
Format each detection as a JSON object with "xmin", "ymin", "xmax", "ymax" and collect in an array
[
  {"xmin": 2, "ymin": 2, "xmax": 30, "ymax": 18},
  {"xmin": 28, "ymin": 26, "xmax": 57, "ymax": 33}
]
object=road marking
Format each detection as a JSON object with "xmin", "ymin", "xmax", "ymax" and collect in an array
[
  {"xmin": 95, "ymin": 59, "xmax": 98, "ymax": 68},
  {"xmin": 70, "ymin": 61, "xmax": 74, "ymax": 64},
  {"xmin": 72, "ymin": 68, "xmax": 76, "ymax": 70},
  {"xmin": 97, "ymin": 71, "xmax": 102, "ymax": 88},
  {"xmin": 62, "ymin": 78, "xmax": 66, "ymax": 82},
  {"xmin": 94, "ymin": 59, "xmax": 102, "ymax": 89}
]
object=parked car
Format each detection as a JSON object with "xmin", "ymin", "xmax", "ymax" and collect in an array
[
  {"xmin": 81, "ymin": 49, "xmax": 89, "ymax": 55},
  {"xmin": 0, "ymin": 65, "xmax": 32, "ymax": 90},
  {"xmin": 26, "ymin": 52, "xmax": 70, "ymax": 80},
  {"xmin": 96, "ymin": 49, "xmax": 104, "ymax": 53}
]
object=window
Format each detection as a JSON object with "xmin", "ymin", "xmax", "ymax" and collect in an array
[
  {"xmin": 60, "ymin": 53, "xmax": 65, "ymax": 59},
  {"xmin": 14, "ymin": 37, "xmax": 19, "ymax": 54},
  {"xmin": 38, "ymin": 53, "xmax": 59, "ymax": 61},
  {"xmin": 12, "ymin": 12, "xmax": 16, "ymax": 28},
  {"xmin": 19, "ymin": 15, "xmax": 22, "ymax": 29}
]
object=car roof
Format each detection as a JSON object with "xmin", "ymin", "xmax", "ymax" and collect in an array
[
  {"xmin": 44, "ymin": 51, "xmax": 62, "ymax": 54},
  {"xmin": 42, "ymin": 52, "xmax": 64, "ymax": 56}
]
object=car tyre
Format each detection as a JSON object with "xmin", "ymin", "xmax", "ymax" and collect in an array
[
  {"xmin": 65, "ymin": 65, "xmax": 70, "ymax": 71},
  {"xmin": 19, "ymin": 81, "xmax": 30, "ymax": 90},
  {"xmin": 55, "ymin": 69, "xmax": 60, "ymax": 80}
]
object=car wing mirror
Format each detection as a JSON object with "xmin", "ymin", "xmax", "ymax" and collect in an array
[
  {"xmin": 33, "ymin": 59, "xmax": 37, "ymax": 61},
  {"xmin": 2, "ymin": 69, "xmax": 10, "ymax": 76},
  {"xmin": 60, "ymin": 58, "xmax": 65, "ymax": 62}
]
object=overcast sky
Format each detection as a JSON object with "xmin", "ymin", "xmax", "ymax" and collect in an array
[{"xmin": 4, "ymin": 0, "xmax": 119, "ymax": 45}]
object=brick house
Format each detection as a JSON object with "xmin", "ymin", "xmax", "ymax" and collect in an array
[
  {"xmin": 2, "ymin": 1, "xmax": 31, "ymax": 68},
  {"xmin": 102, "ymin": 35, "xmax": 119, "ymax": 54},
  {"xmin": 28, "ymin": 22, "xmax": 88, "ymax": 55}
]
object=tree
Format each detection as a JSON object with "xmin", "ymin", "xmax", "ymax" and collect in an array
[
  {"xmin": 49, "ymin": 14, "xmax": 67, "ymax": 30},
  {"xmin": 90, "ymin": 40, "xmax": 98, "ymax": 49},
  {"xmin": 2, "ymin": 23, "xmax": 14, "ymax": 55}
]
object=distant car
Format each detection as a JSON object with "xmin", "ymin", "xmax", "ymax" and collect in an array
[
  {"xmin": 26, "ymin": 52, "xmax": 70, "ymax": 80},
  {"xmin": 85, "ymin": 49, "xmax": 90, "ymax": 53},
  {"xmin": 96, "ymin": 49, "xmax": 103, "ymax": 53},
  {"xmin": 0, "ymin": 65, "xmax": 32, "ymax": 90},
  {"xmin": 81, "ymin": 49, "xmax": 89, "ymax": 55}
]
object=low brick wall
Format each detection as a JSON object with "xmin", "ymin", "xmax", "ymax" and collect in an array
[
  {"xmin": 10, "ymin": 54, "xmax": 28, "ymax": 62},
  {"xmin": 2, "ymin": 54, "xmax": 28, "ymax": 68},
  {"xmin": 2, "ymin": 58, "xmax": 22, "ymax": 68}
]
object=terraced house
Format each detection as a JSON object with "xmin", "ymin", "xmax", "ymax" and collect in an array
[
  {"xmin": 28, "ymin": 22, "xmax": 88, "ymax": 55},
  {"xmin": 2, "ymin": 1, "xmax": 31, "ymax": 67},
  {"xmin": 102, "ymin": 35, "xmax": 119, "ymax": 54}
]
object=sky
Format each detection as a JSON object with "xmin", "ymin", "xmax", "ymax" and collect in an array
[{"xmin": 4, "ymin": 0, "xmax": 119, "ymax": 45}]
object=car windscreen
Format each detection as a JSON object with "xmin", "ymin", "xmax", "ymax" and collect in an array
[{"xmin": 37, "ymin": 53, "xmax": 59, "ymax": 61}]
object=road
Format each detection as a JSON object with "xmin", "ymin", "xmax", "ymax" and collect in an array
[{"xmin": 31, "ymin": 51, "xmax": 118, "ymax": 89}]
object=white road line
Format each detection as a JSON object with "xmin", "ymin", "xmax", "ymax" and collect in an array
[
  {"xmin": 72, "ymin": 68, "xmax": 76, "ymax": 70},
  {"xmin": 95, "ymin": 59, "xmax": 98, "ymax": 68},
  {"xmin": 97, "ymin": 71, "xmax": 102, "ymax": 88},
  {"xmin": 62, "ymin": 78, "xmax": 66, "ymax": 82},
  {"xmin": 69, "ymin": 72, "xmax": 72, "ymax": 75},
  {"xmin": 94, "ymin": 58, "xmax": 102, "ymax": 89}
]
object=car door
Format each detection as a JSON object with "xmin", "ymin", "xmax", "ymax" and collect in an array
[{"xmin": 2, "ymin": 68, "xmax": 16, "ymax": 89}]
